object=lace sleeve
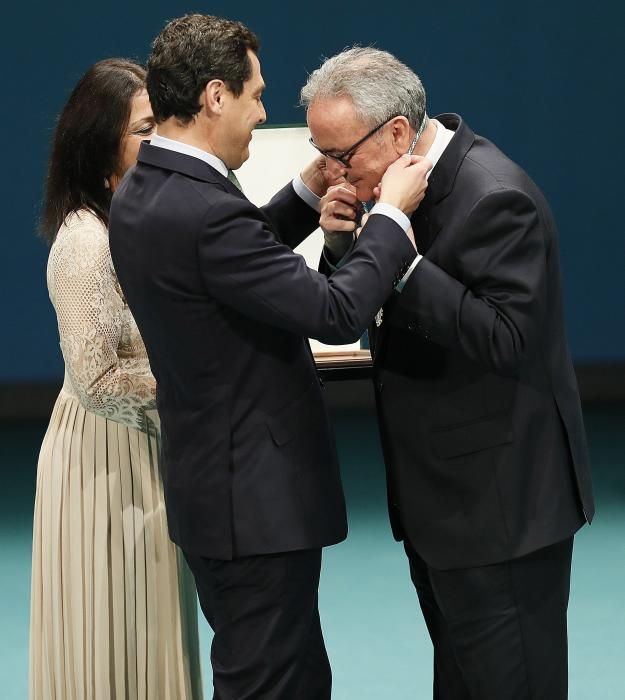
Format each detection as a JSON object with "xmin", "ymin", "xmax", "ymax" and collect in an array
[{"xmin": 48, "ymin": 211, "xmax": 156, "ymax": 431}]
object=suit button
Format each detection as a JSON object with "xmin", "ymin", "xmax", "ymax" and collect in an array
[
  {"xmin": 376, "ymin": 380, "xmax": 383, "ymax": 391},
  {"xmin": 407, "ymin": 322, "xmax": 416, "ymax": 331}
]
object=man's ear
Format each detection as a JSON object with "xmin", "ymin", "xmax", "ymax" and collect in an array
[
  {"xmin": 391, "ymin": 116, "xmax": 411, "ymax": 155},
  {"xmin": 203, "ymin": 79, "xmax": 226, "ymax": 116}
]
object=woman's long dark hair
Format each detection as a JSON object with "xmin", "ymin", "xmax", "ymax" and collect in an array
[{"xmin": 41, "ymin": 58, "xmax": 146, "ymax": 242}]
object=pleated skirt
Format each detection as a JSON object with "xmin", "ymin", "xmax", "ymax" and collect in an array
[{"xmin": 29, "ymin": 389, "xmax": 204, "ymax": 699}]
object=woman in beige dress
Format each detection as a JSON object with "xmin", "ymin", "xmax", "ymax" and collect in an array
[{"xmin": 29, "ymin": 59, "xmax": 203, "ymax": 699}]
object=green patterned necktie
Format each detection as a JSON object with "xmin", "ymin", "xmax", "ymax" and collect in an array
[{"xmin": 227, "ymin": 169, "xmax": 243, "ymax": 192}]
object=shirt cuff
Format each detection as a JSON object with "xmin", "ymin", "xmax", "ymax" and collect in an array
[
  {"xmin": 293, "ymin": 175, "xmax": 321, "ymax": 212},
  {"xmin": 395, "ymin": 254, "xmax": 423, "ymax": 291},
  {"xmin": 369, "ymin": 202, "xmax": 411, "ymax": 232}
]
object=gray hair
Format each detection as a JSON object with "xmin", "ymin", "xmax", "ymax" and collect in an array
[{"xmin": 300, "ymin": 46, "xmax": 427, "ymax": 131}]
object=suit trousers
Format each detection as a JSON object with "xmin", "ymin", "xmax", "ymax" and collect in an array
[
  {"xmin": 404, "ymin": 536, "xmax": 574, "ymax": 699},
  {"xmin": 183, "ymin": 547, "xmax": 331, "ymax": 700}
]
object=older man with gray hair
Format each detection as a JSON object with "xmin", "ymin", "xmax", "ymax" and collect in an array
[{"xmin": 303, "ymin": 47, "xmax": 594, "ymax": 700}]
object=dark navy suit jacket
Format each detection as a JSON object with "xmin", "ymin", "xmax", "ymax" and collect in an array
[
  {"xmin": 368, "ymin": 114, "xmax": 594, "ymax": 569},
  {"xmin": 109, "ymin": 143, "xmax": 415, "ymax": 560}
]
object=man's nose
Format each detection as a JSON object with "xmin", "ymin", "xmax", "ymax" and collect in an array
[
  {"xmin": 325, "ymin": 157, "xmax": 346, "ymax": 183},
  {"xmin": 257, "ymin": 102, "xmax": 267, "ymax": 125}
]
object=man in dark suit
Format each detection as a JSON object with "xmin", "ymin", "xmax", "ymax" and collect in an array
[
  {"xmin": 109, "ymin": 16, "xmax": 430, "ymax": 700},
  {"xmin": 304, "ymin": 47, "xmax": 595, "ymax": 699}
]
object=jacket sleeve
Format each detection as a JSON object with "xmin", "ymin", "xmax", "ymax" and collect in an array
[
  {"xmin": 397, "ymin": 188, "xmax": 548, "ymax": 375},
  {"xmin": 197, "ymin": 195, "xmax": 415, "ymax": 345},
  {"xmin": 260, "ymin": 182, "xmax": 320, "ymax": 250}
]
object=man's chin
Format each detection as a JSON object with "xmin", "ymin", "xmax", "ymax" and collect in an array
[{"xmin": 232, "ymin": 146, "xmax": 250, "ymax": 171}]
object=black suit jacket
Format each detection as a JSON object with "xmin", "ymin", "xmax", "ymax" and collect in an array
[
  {"xmin": 109, "ymin": 143, "xmax": 415, "ymax": 560},
  {"xmin": 369, "ymin": 114, "xmax": 594, "ymax": 570}
]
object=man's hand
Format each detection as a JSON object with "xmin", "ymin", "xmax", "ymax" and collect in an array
[
  {"xmin": 320, "ymin": 182, "xmax": 361, "ymax": 261},
  {"xmin": 320, "ymin": 183, "xmax": 360, "ymax": 234},
  {"xmin": 378, "ymin": 154, "xmax": 431, "ymax": 216},
  {"xmin": 300, "ymin": 155, "xmax": 344, "ymax": 197}
]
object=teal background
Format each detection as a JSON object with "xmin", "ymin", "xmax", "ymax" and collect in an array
[{"xmin": 2, "ymin": 0, "xmax": 625, "ymax": 382}]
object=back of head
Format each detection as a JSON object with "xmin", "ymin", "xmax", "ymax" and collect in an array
[
  {"xmin": 147, "ymin": 13, "xmax": 259, "ymax": 125},
  {"xmin": 301, "ymin": 46, "xmax": 427, "ymax": 131},
  {"xmin": 41, "ymin": 58, "xmax": 146, "ymax": 242}
]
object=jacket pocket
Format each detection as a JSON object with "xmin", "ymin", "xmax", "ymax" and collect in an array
[
  {"xmin": 431, "ymin": 415, "xmax": 513, "ymax": 459},
  {"xmin": 266, "ymin": 383, "xmax": 324, "ymax": 447}
]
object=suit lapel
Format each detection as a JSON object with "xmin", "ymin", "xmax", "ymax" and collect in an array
[
  {"xmin": 410, "ymin": 113, "xmax": 475, "ymax": 253},
  {"xmin": 410, "ymin": 197, "xmax": 437, "ymax": 253},
  {"xmin": 372, "ymin": 114, "xmax": 476, "ymax": 365},
  {"xmin": 137, "ymin": 142, "xmax": 247, "ymax": 199}
]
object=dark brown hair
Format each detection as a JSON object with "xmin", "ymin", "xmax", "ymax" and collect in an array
[
  {"xmin": 41, "ymin": 58, "xmax": 146, "ymax": 242},
  {"xmin": 147, "ymin": 14, "xmax": 259, "ymax": 125}
]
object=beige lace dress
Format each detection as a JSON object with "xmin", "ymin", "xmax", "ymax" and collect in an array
[{"xmin": 29, "ymin": 209, "xmax": 203, "ymax": 699}]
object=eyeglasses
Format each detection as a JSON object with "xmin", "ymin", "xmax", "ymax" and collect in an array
[{"xmin": 309, "ymin": 113, "xmax": 400, "ymax": 168}]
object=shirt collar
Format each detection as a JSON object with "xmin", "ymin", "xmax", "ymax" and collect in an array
[
  {"xmin": 424, "ymin": 118, "xmax": 455, "ymax": 175},
  {"xmin": 149, "ymin": 133, "xmax": 228, "ymax": 178}
]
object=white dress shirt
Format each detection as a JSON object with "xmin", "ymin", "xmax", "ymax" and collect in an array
[{"xmin": 150, "ymin": 133, "xmax": 229, "ymax": 176}]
